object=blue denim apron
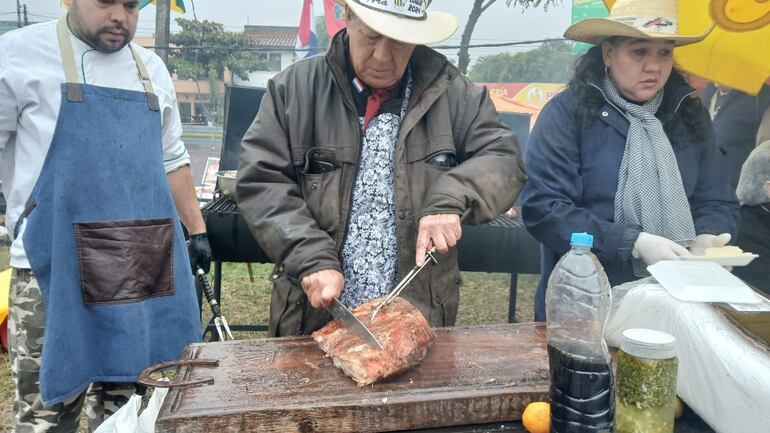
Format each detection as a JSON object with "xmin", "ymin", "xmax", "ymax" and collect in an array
[{"xmin": 19, "ymin": 18, "xmax": 200, "ymax": 406}]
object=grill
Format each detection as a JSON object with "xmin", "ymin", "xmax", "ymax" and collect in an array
[
  {"xmin": 199, "ymin": 86, "xmax": 540, "ymax": 338},
  {"xmin": 200, "ymin": 194, "xmax": 270, "ymax": 336},
  {"xmin": 203, "ymin": 193, "xmax": 538, "ymax": 273},
  {"xmin": 206, "ymin": 195, "xmax": 239, "ymax": 213},
  {"xmin": 203, "ymin": 195, "xmax": 270, "ymax": 263}
]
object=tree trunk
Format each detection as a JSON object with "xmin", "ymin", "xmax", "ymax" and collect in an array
[
  {"xmin": 457, "ymin": 0, "xmax": 497, "ymax": 75},
  {"xmin": 192, "ymin": 78, "xmax": 212, "ymax": 124},
  {"xmin": 154, "ymin": 0, "xmax": 171, "ymax": 64}
]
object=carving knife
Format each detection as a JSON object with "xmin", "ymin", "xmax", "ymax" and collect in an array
[{"xmin": 329, "ymin": 298, "xmax": 384, "ymax": 351}]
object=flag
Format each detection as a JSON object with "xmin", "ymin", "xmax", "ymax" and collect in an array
[
  {"xmin": 139, "ymin": 0, "xmax": 186, "ymax": 14},
  {"xmin": 296, "ymin": 0, "xmax": 319, "ymax": 59},
  {"xmin": 323, "ymin": 0, "xmax": 346, "ymax": 39}
]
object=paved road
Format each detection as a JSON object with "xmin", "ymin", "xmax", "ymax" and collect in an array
[{"xmin": 185, "ymin": 141, "xmax": 222, "ymax": 186}]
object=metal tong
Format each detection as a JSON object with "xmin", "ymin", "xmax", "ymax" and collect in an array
[
  {"xmin": 370, "ymin": 247, "xmax": 438, "ymax": 322},
  {"xmin": 196, "ymin": 267, "xmax": 235, "ymax": 341}
]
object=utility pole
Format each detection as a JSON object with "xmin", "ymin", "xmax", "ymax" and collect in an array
[
  {"xmin": 155, "ymin": 0, "xmax": 171, "ymax": 64},
  {"xmin": 16, "ymin": 0, "xmax": 22, "ymax": 28},
  {"xmin": 22, "ymin": 4, "xmax": 28, "ymax": 26}
]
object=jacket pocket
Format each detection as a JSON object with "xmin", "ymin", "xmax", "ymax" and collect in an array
[
  {"xmin": 270, "ymin": 271, "xmax": 305, "ymax": 337},
  {"xmin": 405, "ymin": 135, "xmax": 458, "ymax": 212},
  {"xmin": 269, "ymin": 269, "xmax": 331, "ymax": 337},
  {"xmin": 429, "ymin": 249, "xmax": 462, "ymax": 327},
  {"xmin": 406, "ymin": 134, "xmax": 457, "ymax": 164},
  {"xmin": 300, "ymin": 170, "xmax": 342, "ymax": 233},
  {"xmin": 73, "ymin": 218, "xmax": 174, "ymax": 306}
]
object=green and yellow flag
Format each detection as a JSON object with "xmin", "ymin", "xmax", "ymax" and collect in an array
[{"xmin": 139, "ymin": 0, "xmax": 186, "ymax": 14}]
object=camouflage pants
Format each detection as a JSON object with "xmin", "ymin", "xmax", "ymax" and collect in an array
[{"xmin": 9, "ymin": 268, "xmax": 142, "ymax": 433}]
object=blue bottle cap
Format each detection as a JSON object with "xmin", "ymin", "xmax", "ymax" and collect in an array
[{"xmin": 570, "ymin": 232, "xmax": 594, "ymax": 248}]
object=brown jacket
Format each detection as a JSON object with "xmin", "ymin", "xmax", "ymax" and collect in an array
[{"xmin": 237, "ymin": 31, "xmax": 526, "ymax": 337}]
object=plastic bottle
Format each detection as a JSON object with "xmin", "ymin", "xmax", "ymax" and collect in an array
[{"xmin": 546, "ymin": 232, "xmax": 614, "ymax": 433}]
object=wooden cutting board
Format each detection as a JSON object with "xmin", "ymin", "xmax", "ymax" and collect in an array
[{"xmin": 156, "ymin": 323, "xmax": 550, "ymax": 433}]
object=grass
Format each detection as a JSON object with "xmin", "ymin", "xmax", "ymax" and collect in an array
[{"xmin": 0, "ymin": 241, "xmax": 538, "ymax": 431}]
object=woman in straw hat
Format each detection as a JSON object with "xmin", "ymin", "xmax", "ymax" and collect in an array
[{"xmin": 520, "ymin": 0, "xmax": 740, "ymax": 321}]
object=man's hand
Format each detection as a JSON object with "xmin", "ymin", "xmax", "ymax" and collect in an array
[
  {"xmin": 301, "ymin": 269, "xmax": 343, "ymax": 309},
  {"xmin": 689, "ymin": 233, "xmax": 731, "ymax": 256},
  {"xmin": 415, "ymin": 214, "xmax": 461, "ymax": 266},
  {"xmin": 188, "ymin": 233, "xmax": 213, "ymax": 273},
  {"xmin": 632, "ymin": 232, "xmax": 694, "ymax": 265}
]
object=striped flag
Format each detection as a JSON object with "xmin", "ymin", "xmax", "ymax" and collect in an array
[
  {"xmin": 323, "ymin": 0, "xmax": 347, "ymax": 38},
  {"xmin": 138, "ymin": 0, "xmax": 186, "ymax": 14},
  {"xmin": 296, "ymin": 0, "xmax": 319, "ymax": 59}
]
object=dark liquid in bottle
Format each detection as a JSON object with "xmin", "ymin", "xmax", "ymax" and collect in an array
[{"xmin": 548, "ymin": 343, "xmax": 614, "ymax": 433}]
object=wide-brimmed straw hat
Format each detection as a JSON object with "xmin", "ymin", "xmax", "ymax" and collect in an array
[
  {"xmin": 564, "ymin": 0, "xmax": 709, "ymax": 46},
  {"xmin": 343, "ymin": 0, "xmax": 459, "ymax": 45}
]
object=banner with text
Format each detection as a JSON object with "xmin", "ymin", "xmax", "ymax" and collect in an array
[{"xmin": 482, "ymin": 83, "xmax": 566, "ymax": 128}]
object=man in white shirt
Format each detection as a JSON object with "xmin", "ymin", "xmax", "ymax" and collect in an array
[{"xmin": 0, "ymin": 1, "xmax": 210, "ymax": 431}]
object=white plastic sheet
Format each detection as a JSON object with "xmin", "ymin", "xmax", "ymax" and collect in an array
[
  {"xmin": 94, "ymin": 388, "xmax": 169, "ymax": 433},
  {"xmin": 606, "ymin": 284, "xmax": 770, "ymax": 433}
]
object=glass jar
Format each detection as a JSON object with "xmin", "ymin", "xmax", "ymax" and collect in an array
[{"xmin": 615, "ymin": 328, "xmax": 678, "ymax": 433}]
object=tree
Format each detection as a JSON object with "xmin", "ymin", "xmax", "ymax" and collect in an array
[
  {"xmin": 457, "ymin": 0, "xmax": 562, "ymax": 74},
  {"xmin": 168, "ymin": 18, "xmax": 264, "ymax": 123},
  {"xmin": 468, "ymin": 40, "xmax": 575, "ymax": 83},
  {"xmin": 316, "ymin": 16, "xmax": 330, "ymax": 50}
]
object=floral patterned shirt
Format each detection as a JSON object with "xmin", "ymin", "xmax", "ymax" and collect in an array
[{"xmin": 340, "ymin": 75, "xmax": 413, "ymax": 308}]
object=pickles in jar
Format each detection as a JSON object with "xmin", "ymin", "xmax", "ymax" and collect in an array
[{"xmin": 615, "ymin": 329, "xmax": 678, "ymax": 433}]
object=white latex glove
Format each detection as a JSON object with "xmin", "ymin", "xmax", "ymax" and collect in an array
[
  {"xmin": 632, "ymin": 232, "xmax": 695, "ymax": 265},
  {"xmin": 689, "ymin": 233, "xmax": 732, "ymax": 256}
]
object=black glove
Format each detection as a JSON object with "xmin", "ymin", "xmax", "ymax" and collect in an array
[{"xmin": 188, "ymin": 233, "xmax": 213, "ymax": 274}]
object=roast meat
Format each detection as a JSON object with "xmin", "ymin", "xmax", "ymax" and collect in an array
[{"xmin": 312, "ymin": 297, "xmax": 435, "ymax": 386}]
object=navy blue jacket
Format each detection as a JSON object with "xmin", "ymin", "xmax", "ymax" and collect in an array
[
  {"xmin": 521, "ymin": 82, "xmax": 740, "ymax": 321},
  {"xmin": 703, "ymin": 84, "xmax": 770, "ymax": 189}
]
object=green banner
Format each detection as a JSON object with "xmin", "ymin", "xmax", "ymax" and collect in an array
[{"xmin": 570, "ymin": 0, "xmax": 608, "ymax": 53}]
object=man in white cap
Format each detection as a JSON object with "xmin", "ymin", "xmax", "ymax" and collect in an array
[{"xmin": 238, "ymin": 0, "xmax": 526, "ymax": 336}]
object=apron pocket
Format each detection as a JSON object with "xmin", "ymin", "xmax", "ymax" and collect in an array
[{"xmin": 73, "ymin": 218, "xmax": 174, "ymax": 306}]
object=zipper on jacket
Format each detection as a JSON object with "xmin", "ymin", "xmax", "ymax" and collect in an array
[
  {"xmin": 324, "ymin": 54, "xmax": 364, "ymax": 255},
  {"xmin": 334, "ymin": 108, "xmax": 363, "ymax": 254}
]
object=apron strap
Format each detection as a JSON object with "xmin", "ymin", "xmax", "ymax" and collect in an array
[
  {"xmin": 56, "ymin": 16, "xmax": 159, "ymax": 111},
  {"xmin": 56, "ymin": 17, "xmax": 82, "ymax": 102},
  {"xmin": 130, "ymin": 45, "xmax": 160, "ymax": 111}
]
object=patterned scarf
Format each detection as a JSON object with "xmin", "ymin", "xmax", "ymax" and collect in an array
[
  {"xmin": 601, "ymin": 76, "xmax": 696, "ymax": 276},
  {"xmin": 340, "ymin": 72, "xmax": 413, "ymax": 308}
]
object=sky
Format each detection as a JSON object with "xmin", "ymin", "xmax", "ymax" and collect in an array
[{"xmin": 12, "ymin": 1, "xmax": 575, "ymax": 64}]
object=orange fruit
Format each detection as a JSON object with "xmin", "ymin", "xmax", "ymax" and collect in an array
[
  {"xmin": 522, "ymin": 401, "xmax": 550, "ymax": 433},
  {"xmin": 674, "ymin": 397, "xmax": 684, "ymax": 419}
]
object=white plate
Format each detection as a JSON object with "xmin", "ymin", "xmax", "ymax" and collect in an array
[
  {"xmin": 648, "ymin": 261, "xmax": 765, "ymax": 304},
  {"xmin": 681, "ymin": 253, "xmax": 758, "ymax": 267}
]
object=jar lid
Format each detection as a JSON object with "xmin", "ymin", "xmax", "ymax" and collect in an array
[{"xmin": 621, "ymin": 328, "xmax": 676, "ymax": 360}]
